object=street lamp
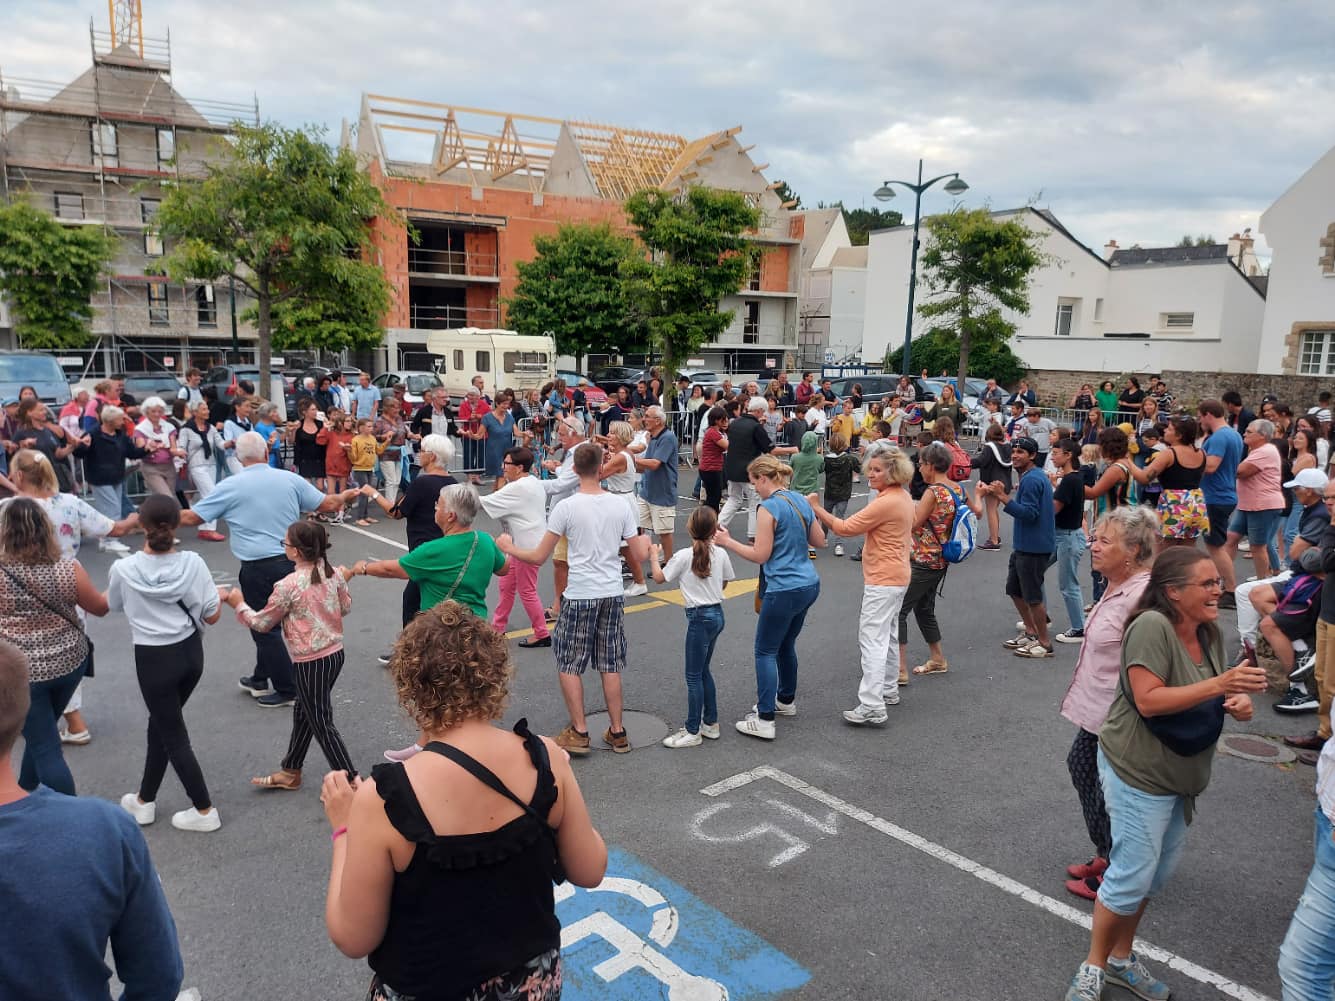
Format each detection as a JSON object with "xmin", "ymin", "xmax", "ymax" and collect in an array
[{"xmin": 874, "ymin": 159, "xmax": 968, "ymax": 377}]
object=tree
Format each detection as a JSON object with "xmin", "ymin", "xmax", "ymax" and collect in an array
[
  {"xmin": 505, "ymin": 223, "xmax": 642, "ymax": 369},
  {"xmin": 0, "ymin": 201, "xmax": 116, "ymax": 349},
  {"xmin": 621, "ymin": 187, "xmax": 760, "ymax": 405},
  {"xmin": 883, "ymin": 327, "xmax": 1027, "ymax": 386},
  {"xmin": 1176, "ymin": 234, "xmax": 1217, "ymax": 247},
  {"xmin": 772, "ymin": 180, "xmax": 801, "ymax": 209},
  {"xmin": 155, "ymin": 122, "xmax": 396, "ymax": 398},
  {"xmin": 914, "ymin": 207, "xmax": 1044, "ymax": 394},
  {"xmin": 842, "ymin": 206, "xmax": 904, "ymax": 246}
]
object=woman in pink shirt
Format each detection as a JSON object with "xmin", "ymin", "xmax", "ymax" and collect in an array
[
  {"xmin": 1058, "ymin": 505, "xmax": 1157, "ymax": 900},
  {"xmin": 807, "ymin": 440, "xmax": 918, "ymax": 726},
  {"xmin": 221, "ymin": 520, "xmax": 356, "ymax": 791},
  {"xmin": 1226, "ymin": 418, "xmax": 1285, "ymax": 580}
]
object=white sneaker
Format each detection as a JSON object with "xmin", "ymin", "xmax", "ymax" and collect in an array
[
  {"xmin": 99, "ymin": 538, "xmax": 130, "ymax": 553},
  {"xmin": 1003, "ymin": 631, "xmax": 1035, "ymax": 649},
  {"xmin": 753, "ymin": 700, "xmax": 796, "ymax": 717},
  {"xmin": 842, "ymin": 704, "xmax": 889, "ymax": 726},
  {"xmin": 623, "ymin": 582, "xmax": 648, "ymax": 598},
  {"xmin": 120, "ymin": 793, "xmax": 155, "ymax": 826},
  {"xmin": 60, "ymin": 727, "xmax": 92, "ymax": 745},
  {"xmin": 699, "ymin": 722, "xmax": 721, "ymax": 740},
  {"xmin": 735, "ymin": 714, "xmax": 776, "ymax": 740},
  {"xmin": 171, "ymin": 807, "xmax": 221, "ymax": 833},
  {"xmin": 662, "ymin": 728, "xmax": 703, "ymax": 748},
  {"xmin": 883, "ymin": 691, "xmax": 902, "ymax": 706},
  {"xmin": 834, "ymin": 543, "xmax": 844, "ymax": 557}
]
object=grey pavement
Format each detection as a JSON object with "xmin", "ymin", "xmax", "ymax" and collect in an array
[{"xmin": 59, "ymin": 483, "xmax": 1316, "ymax": 1001}]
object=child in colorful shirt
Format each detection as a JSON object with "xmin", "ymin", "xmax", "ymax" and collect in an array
[{"xmin": 348, "ymin": 418, "xmax": 387, "ymax": 525}]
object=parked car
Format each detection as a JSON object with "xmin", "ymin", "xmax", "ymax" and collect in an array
[
  {"xmin": 592, "ymin": 365, "xmax": 643, "ymax": 395},
  {"xmin": 201, "ymin": 365, "xmax": 289, "ymax": 418},
  {"xmin": 0, "ymin": 351, "xmax": 73, "ymax": 407},
  {"xmin": 372, "ymin": 370, "xmax": 443, "ymax": 406},
  {"xmin": 555, "ymin": 371, "xmax": 608, "ymax": 406},
  {"xmin": 121, "ymin": 372, "xmax": 183, "ymax": 403},
  {"xmin": 827, "ymin": 375, "xmax": 937, "ymax": 403},
  {"xmin": 298, "ymin": 365, "xmax": 363, "ymax": 391}
]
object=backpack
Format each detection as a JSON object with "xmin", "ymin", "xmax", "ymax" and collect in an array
[
  {"xmin": 946, "ymin": 441, "xmax": 972, "ymax": 481},
  {"xmin": 939, "ymin": 483, "xmax": 978, "ymax": 564}
]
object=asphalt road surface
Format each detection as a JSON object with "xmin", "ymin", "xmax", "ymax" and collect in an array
[{"xmin": 58, "ymin": 483, "xmax": 1316, "ymax": 1001}]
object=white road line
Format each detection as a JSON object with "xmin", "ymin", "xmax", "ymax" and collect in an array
[
  {"xmin": 335, "ymin": 522, "xmax": 409, "ymax": 551},
  {"xmin": 701, "ymin": 766, "xmax": 1275, "ymax": 1001}
]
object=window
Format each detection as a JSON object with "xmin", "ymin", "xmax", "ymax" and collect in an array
[
  {"xmin": 144, "ymin": 231, "xmax": 164, "ymax": 257},
  {"xmin": 147, "ymin": 285, "xmax": 169, "ymax": 325},
  {"xmin": 452, "ymin": 350, "xmax": 464, "ymax": 371},
  {"xmin": 1299, "ymin": 330, "xmax": 1335, "ymax": 375},
  {"xmin": 141, "ymin": 198, "xmax": 162, "ymax": 256},
  {"xmin": 156, "ymin": 128, "xmax": 175, "ymax": 167},
  {"xmin": 1054, "ymin": 302, "xmax": 1074, "ymax": 336},
  {"xmin": 475, "ymin": 350, "xmax": 490, "ymax": 373},
  {"xmin": 53, "ymin": 191, "xmax": 84, "ymax": 221},
  {"xmin": 747, "ymin": 261, "xmax": 761, "ymax": 291},
  {"xmin": 1161, "ymin": 312, "xmax": 1195, "ymax": 329},
  {"xmin": 196, "ymin": 284, "xmax": 216, "ymax": 327},
  {"xmin": 503, "ymin": 351, "xmax": 548, "ymax": 375},
  {"xmin": 743, "ymin": 301, "xmax": 760, "ymax": 344},
  {"xmin": 91, "ymin": 122, "xmax": 118, "ymax": 168},
  {"xmin": 1093, "ymin": 298, "xmax": 1104, "ymax": 322}
]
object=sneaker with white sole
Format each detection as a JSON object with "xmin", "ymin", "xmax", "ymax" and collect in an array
[
  {"xmin": 1003, "ymin": 631, "xmax": 1036, "ymax": 649},
  {"xmin": 623, "ymin": 582, "xmax": 648, "ymax": 598},
  {"xmin": 377, "ymin": 651, "xmax": 393, "ymax": 666},
  {"xmin": 171, "ymin": 806, "xmax": 221, "ymax": 833},
  {"xmin": 883, "ymin": 691, "xmax": 901, "ymax": 706},
  {"xmin": 699, "ymin": 722, "xmax": 721, "ymax": 740},
  {"xmin": 753, "ymin": 700, "xmax": 796, "ymax": 717},
  {"xmin": 842, "ymin": 704, "xmax": 888, "ymax": 726},
  {"xmin": 834, "ymin": 543, "xmax": 844, "ymax": 557},
  {"xmin": 735, "ymin": 714, "xmax": 777, "ymax": 740},
  {"xmin": 1014, "ymin": 639, "xmax": 1054, "ymax": 658},
  {"xmin": 1291, "ymin": 650, "xmax": 1316, "ymax": 684},
  {"xmin": 60, "ymin": 727, "xmax": 92, "ymax": 745},
  {"xmin": 99, "ymin": 538, "xmax": 130, "ymax": 553},
  {"xmin": 120, "ymin": 793, "xmax": 155, "ymax": 826},
  {"xmin": 662, "ymin": 728, "xmax": 703, "ymax": 748},
  {"xmin": 1064, "ymin": 963, "xmax": 1105, "ymax": 1001},
  {"xmin": 1274, "ymin": 686, "xmax": 1319, "ymax": 714},
  {"xmin": 1054, "ymin": 628, "xmax": 1085, "ymax": 644},
  {"xmin": 1106, "ymin": 951, "xmax": 1170, "ymax": 1000}
]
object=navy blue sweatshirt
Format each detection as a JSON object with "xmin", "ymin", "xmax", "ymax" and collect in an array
[
  {"xmin": 1003, "ymin": 466, "xmax": 1056, "ymax": 554},
  {"xmin": 73, "ymin": 427, "xmax": 149, "ymax": 486}
]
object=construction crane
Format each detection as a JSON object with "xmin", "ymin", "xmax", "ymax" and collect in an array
[{"xmin": 108, "ymin": 0, "xmax": 143, "ymax": 57}]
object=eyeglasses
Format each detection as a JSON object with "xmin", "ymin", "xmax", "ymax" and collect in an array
[{"xmin": 1188, "ymin": 577, "xmax": 1225, "ymax": 591}]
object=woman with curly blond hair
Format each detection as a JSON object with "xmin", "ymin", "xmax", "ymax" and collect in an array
[{"xmin": 319, "ymin": 601, "xmax": 608, "ymax": 1001}]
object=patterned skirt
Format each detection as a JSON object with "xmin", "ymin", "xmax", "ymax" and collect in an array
[
  {"xmin": 367, "ymin": 948, "xmax": 562, "ymax": 1001},
  {"xmin": 1158, "ymin": 488, "xmax": 1209, "ymax": 540}
]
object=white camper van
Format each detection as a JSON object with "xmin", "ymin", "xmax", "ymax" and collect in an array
[{"xmin": 425, "ymin": 328, "xmax": 557, "ymax": 401}]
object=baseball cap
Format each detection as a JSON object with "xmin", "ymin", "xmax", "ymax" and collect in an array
[
  {"xmin": 1, "ymin": 397, "xmax": 18, "ymax": 407},
  {"xmin": 1012, "ymin": 436, "xmax": 1039, "ymax": 455},
  {"xmin": 1284, "ymin": 468, "xmax": 1328, "ymax": 491}
]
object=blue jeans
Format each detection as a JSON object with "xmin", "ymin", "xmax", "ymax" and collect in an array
[
  {"xmin": 684, "ymin": 604, "xmax": 725, "ymax": 733},
  {"xmin": 89, "ymin": 482, "xmax": 125, "ymax": 523},
  {"xmin": 1055, "ymin": 528, "xmax": 1087, "ymax": 632},
  {"xmin": 20, "ymin": 658, "xmax": 87, "ymax": 795},
  {"xmin": 1279, "ymin": 806, "xmax": 1335, "ymax": 1000},
  {"xmin": 754, "ymin": 582, "xmax": 820, "ymax": 716},
  {"xmin": 1284, "ymin": 503, "xmax": 1304, "ymax": 551},
  {"xmin": 1096, "ymin": 748, "xmax": 1189, "ymax": 915}
]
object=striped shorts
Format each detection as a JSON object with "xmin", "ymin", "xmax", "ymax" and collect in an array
[{"xmin": 554, "ymin": 597, "xmax": 626, "ymax": 675}]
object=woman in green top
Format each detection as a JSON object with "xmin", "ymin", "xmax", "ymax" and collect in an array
[
  {"xmin": 1063, "ymin": 548, "xmax": 1267, "ymax": 1001},
  {"xmin": 1095, "ymin": 380, "xmax": 1120, "ymax": 424}
]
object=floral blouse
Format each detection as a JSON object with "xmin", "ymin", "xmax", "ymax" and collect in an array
[{"xmin": 236, "ymin": 565, "xmax": 351, "ymax": 661}]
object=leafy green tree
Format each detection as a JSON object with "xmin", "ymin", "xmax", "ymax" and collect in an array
[
  {"xmin": 914, "ymin": 207, "xmax": 1043, "ymax": 393},
  {"xmin": 155, "ymin": 122, "xmax": 396, "ymax": 398},
  {"xmin": 505, "ymin": 223, "xmax": 641, "ymax": 369},
  {"xmin": 0, "ymin": 201, "xmax": 116, "ymax": 349},
  {"xmin": 622, "ymin": 187, "xmax": 760, "ymax": 405},
  {"xmin": 842, "ymin": 206, "xmax": 904, "ymax": 246},
  {"xmin": 883, "ymin": 327, "xmax": 1027, "ymax": 386},
  {"xmin": 772, "ymin": 180, "xmax": 801, "ymax": 209},
  {"xmin": 1176, "ymin": 234, "xmax": 1217, "ymax": 247}
]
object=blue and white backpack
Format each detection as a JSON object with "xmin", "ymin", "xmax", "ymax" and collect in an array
[{"xmin": 939, "ymin": 483, "xmax": 978, "ymax": 564}]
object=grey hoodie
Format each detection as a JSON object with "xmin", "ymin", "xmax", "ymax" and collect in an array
[{"xmin": 107, "ymin": 550, "xmax": 220, "ymax": 646}]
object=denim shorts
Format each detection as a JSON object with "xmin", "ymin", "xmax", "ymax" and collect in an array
[
  {"xmin": 1228, "ymin": 507, "xmax": 1283, "ymax": 546},
  {"xmin": 1095, "ymin": 748, "xmax": 1189, "ymax": 916}
]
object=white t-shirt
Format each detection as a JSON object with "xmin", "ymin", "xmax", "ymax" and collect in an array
[
  {"xmin": 661, "ymin": 543, "xmax": 735, "ymax": 608},
  {"xmin": 805, "ymin": 407, "xmax": 828, "ymax": 434},
  {"xmin": 547, "ymin": 491, "xmax": 638, "ymax": 599},
  {"xmin": 478, "ymin": 474, "xmax": 547, "ymax": 549}
]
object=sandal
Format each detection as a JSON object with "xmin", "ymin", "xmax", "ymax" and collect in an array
[
  {"xmin": 913, "ymin": 660, "xmax": 949, "ymax": 675},
  {"xmin": 898, "ymin": 668, "xmax": 910, "ymax": 686},
  {"xmin": 251, "ymin": 769, "xmax": 301, "ymax": 791},
  {"xmin": 355, "ymin": 519, "xmax": 374, "ymax": 526}
]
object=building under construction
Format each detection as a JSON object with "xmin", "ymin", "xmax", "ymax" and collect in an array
[
  {"xmin": 0, "ymin": 8, "xmax": 258, "ymax": 378},
  {"xmin": 354, "ymin": 95, "xmax": 848, "ymax": 373}
]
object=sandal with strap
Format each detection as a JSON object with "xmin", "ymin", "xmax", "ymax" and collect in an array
[
  {"xmin": 251, "ymin": 769, "xmax": 301, "ymax": 791},
  {"xmin": 913, "ymin": 660, "xmax": 949, "ymax": 675}
]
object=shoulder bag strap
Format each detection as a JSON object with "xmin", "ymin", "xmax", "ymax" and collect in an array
[
  {"xmin": 442, "ymin": 531, "xmax": 481, "ymax": 603},
  {"xmin": 776, "ymin": 490, "xmax": 810, "ymax": 533}
]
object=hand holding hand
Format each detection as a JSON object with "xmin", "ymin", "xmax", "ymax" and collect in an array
[
  {"xmin": 320, "ymin": 770, "xmax": 360, "ymax": 829},
  {"xmin": 496, "ymin": 532, "xmax": 514, "ymax": 554},
  {"xmin": 342, "ymin": 488, "xmax": 361, "ymax": 503},
  {"xmin": 713, "ymin": 524, "xmax": 732, "ymax": 547},
  {"xmin": 1223, "ymin": 694, "xmax": 1253, "ymax": 721},
  {"xmin": 805, "ymin": 492, "xmax": 820, "ymax": 509},
  {"xmin": 1220, "ymin": 663, "xmax": 1268, "ymax": 695},
  {"xmin": 222, "ymin": 586, "xmax": 244, "ymax": 608},
  {"xmin": 649, "ymin": 543, "xmax": 662, "ymax": 563},
  {"xmin": 359, "ymin": 483, "xmax": 377, "ymax": 497}
]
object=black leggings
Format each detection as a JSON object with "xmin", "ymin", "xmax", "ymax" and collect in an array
[
  {"xmin": 281, "ymin": 650, "xmax": 357, "ymax": 777},
  {"xmin": 898, "ymin": 563, "xmax": 947, "ymax": 644},
  {"xmin": 136, "ymin": 633, "xmax": 211, "ymax": 810},
  {"xmin": 699, "ymin": 470, "xmax": 725, "ymax": 512},
  {"xmin": 1067, "ymin": 728, "xmax": 1112, "ymax": 859}
]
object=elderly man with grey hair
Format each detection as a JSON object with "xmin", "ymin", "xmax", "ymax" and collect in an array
[
  {"xmin": 182, "ymin": 431, "xmax": 357, "ymax": 707},
  {"xmin": 718, "ymin": 395, "xmax": 775, "ymax": 540}
]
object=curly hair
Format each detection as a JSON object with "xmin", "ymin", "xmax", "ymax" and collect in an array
[{"xmin": 390, "ymin": 601, "xmax": 513, "ymax": 731}]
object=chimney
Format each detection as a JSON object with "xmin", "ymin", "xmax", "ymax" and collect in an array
[{"xmin": 1103, "ymin": 239, "xmax": 1119, "ymax": 260}]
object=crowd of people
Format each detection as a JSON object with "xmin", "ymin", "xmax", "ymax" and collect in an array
[{"xmin": 2, "ymin": 366, "xmax": 1334, "ymax": 1001}]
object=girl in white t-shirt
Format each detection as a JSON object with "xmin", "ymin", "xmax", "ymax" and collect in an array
[{"xmin": 649, "ymin": 505, "xmax": 735, "ymax": 748}]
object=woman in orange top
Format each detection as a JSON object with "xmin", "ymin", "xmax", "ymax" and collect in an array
[{"xmin": 807, "ymin": 440, "xmax": 916, "ymax": 726}]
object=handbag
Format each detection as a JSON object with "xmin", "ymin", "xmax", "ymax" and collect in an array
[
  {"xmin": 1119, "ymin": 670, "xmax": 1224, "ymax": 757},
  {"xmin": 0, "ymin": 563, "xmax": 94, "ymax": 677}
]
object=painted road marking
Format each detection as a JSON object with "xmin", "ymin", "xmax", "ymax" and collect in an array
[
  {"xmin": 700, "ymin": 767, "xmax": 1274, "ymax": 1001},
  {"xmin": 555, "ymin": 847, "xmax": 808, "ymax": 1001},
  {"xmin": 335, "ymin": 521, "xmax": 409, "ymax": 551},
  {"xmin": 691, "ymin": 798, "xmax": 840, "ymax": 867}
]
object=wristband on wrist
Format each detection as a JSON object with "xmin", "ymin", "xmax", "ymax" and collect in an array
[{"xmin": 331, "ymin": 825, "xmax": 348, "ymax": 844}]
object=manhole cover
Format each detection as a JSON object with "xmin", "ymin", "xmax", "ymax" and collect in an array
[
  {"xmin": 583, "ymin": 709, "xmax": 670, "ymax": 753},
  {"xmin": 1218, "ymin": 734, "xmax": 1295, "ymax": 764}
]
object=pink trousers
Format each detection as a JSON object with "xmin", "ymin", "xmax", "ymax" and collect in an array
[{"xmin": 493, "ymin": 558, "xmax": 549, "ymax": 639}]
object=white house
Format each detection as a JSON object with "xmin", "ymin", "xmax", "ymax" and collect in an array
[
  {"xmin": 801, "ymin": 246, "xmax": 867, "ymax": 366},
  {"xmin": 1257, "ymin": 143, "xmax": 1335, "ymax": 375},
  {"xmin": 863, "ymin": 207, "xmax": 1266, "ymax": 375}
]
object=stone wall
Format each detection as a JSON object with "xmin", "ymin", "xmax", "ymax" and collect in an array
[{"xmin": 1024, "ymin": 367, "xmax": 1334, "ymax": 410}]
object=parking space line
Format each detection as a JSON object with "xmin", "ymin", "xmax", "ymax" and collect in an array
[
  {"xmin": 336, "ymin": 521, "xmax": 409, "ymax": 551},
  {"xmin": 701, "ymin": 766, "xmax": 1275, "ymax": 1001}
]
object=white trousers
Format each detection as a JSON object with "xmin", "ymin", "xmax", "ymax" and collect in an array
[
  {"xmin": 188, "ymin": 462, "xmax": 219, "ymax": 531},
  {"xmin": 719, "ymin": 481, "xmax": 759, "ymax": 539},
  {"xmin": 379, "ymin": 458, "xmax": 403, "ymax": 504},
  {"xmin": 1237, "ymin": 570, "xmax": 1291, "ymax": 645},
  {"xmin": 858, "ymin": 583, "xmax": 908, "ymax": 710}
]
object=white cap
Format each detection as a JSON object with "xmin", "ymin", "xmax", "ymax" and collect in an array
[{"xmin": 1284, "ymin": 468, "xmax": 1328, "ymax": 491}]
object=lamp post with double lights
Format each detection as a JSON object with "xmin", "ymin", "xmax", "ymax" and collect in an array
[{"xmin": 874, "ymin": 159, "xmax": 969, "ymax": 379}]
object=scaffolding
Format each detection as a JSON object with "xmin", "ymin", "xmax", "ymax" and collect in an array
[{"xmin": 0, "ymin": 19, "xmax": 259, "ymax": 376}]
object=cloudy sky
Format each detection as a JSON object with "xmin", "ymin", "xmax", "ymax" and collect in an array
[{"xmin": 5, "ymin": 0, "xmax": 1333, "ymax": 257}]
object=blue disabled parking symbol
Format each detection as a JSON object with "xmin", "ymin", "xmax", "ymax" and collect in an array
[{"xmin": 555, "ymin": 848, "xmax": 809, "ymax": 1000}]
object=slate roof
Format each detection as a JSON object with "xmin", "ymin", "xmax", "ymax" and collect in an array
[{"xmin": 1110, "ymin": 244, "xmax": 1229, "ymax": 266}]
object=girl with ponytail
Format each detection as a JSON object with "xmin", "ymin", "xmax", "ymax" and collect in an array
[
  {"xmin": 222, "ymin": 519, "xmax": 357, "ymax": 791},
  {"xmin": 649, "ymin": 505, "xmax": 736, "ymax": 748},
  {"xmin": 106, "ymin": 494, "xmax": 224, "ymax": 832}
]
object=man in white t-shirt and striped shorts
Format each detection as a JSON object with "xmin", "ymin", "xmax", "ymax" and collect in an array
[{"xmin": 498, "ymin": 441, "xmax": 649, "ymax": 756}]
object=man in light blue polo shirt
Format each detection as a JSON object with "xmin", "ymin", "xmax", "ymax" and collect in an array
[
  {"xmin": 181, "ymin": 432, "xmax": 357, "ymax": 706},
  {"xmin": 632, "ymin": 405, "xmax": 679, "ymax": 568},
  {"xmin": 1198, "ymin": 398, "xmax": 1246, "ymax": 607},
  {"xmin": 350, "ymin": 371, "xmax": 381, "ymax": 420}
]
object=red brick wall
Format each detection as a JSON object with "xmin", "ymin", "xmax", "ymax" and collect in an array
[{"xmin": 759, "ymin": 246, "xmax": 792, "ymax": 293}]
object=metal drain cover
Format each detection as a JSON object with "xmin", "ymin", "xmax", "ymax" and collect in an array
[
  {"xmin": 583, "ymin": 709, "xmax": 670, "ymax": 752},
  {"xmin": 1218, "ymin": 734, "xmax": 1296, "ymax": 764}
]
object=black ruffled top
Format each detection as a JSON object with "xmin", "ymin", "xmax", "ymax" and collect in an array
[{"xmin": 367, "ymin": 719, "xmax": 562, "ymax": 1000}]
